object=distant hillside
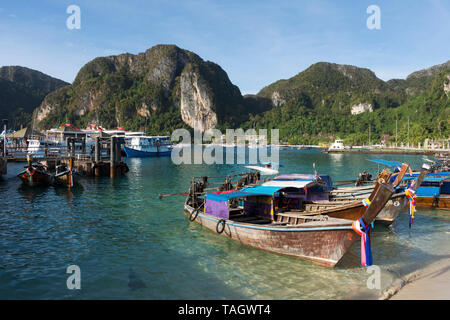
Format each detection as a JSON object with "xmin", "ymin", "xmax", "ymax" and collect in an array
[
  {"xmin": 0, "ymin": 66, "xmax": 68, "ymax": 129},
  {"xmin": 257, "ymin": 62, "xmax": 405, "ymax": 114},
  {"xmin": 6, "ymin": 49, "xmax": 448, "ymax": 144},
  {"xmin": 246, "ymin": 61, "xmax": 449, "ymax": 144},
  {"xmin": 387, "ymin": 60, "xmax": 450, "ymax": 95},
  {"xmin": 34, "ymin": 45, "xmax": 271, "ymax": 133}
]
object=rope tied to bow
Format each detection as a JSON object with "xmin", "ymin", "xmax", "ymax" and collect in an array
[
  {"xmin": 405, "ymin": 188, "xmax": 417, "ymax": 228},
  {"xmin": 352, "ymin": 218, "xmax": 373, "ymax": 266}
]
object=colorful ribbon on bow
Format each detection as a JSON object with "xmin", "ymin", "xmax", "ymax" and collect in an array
[
  {"xmin": 69, "ymin": 170, "xmax": 74, "ymax": 187},
  {"xmin": 352, "ymin": 218, "xmax": 373, "ymax": 266},
  {"xmin": 405, "ymin": 188, "xmax": 417, "ymax": 228},
  {"xmin": 362, "ymin": 198, "xmax": 371, "ymax": 208}
]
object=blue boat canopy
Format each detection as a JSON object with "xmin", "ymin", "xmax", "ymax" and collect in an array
[
  {"xmin": 403, "ymin": 175, "xmax": 450, "ymax": 182},
  {"xmin": 367, "ymin": 159, "xmax": 402, "ymax": 167},
  {"xmin": 241, "ymin": 185, "xmax": 287, "ymax": 196},
  {"xmin": 205, "ymin": 190, "xmax": 269, "ymax": 202}
]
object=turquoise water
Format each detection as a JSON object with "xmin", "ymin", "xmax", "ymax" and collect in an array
[{"xmin": 0, "ymin": 148, "xmax": 449, "ymax": 299}]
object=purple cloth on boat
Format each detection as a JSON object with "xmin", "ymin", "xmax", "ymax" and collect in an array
[{"xmin": 205, "ymin": 199, "xmax": 229, "ymax": 219}]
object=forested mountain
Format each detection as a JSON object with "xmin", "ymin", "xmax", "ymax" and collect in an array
[
  {"xmin": 0, "ymin": 66, "xmax": 68, "ymax": 129},
  {"xmin": 245, "ymin": 61, "xmax": 449, "ymax": 144},
  {"xmin": 33, "ymin": 45, "xmax": 271, "ymax": 134},
  {"xmin": 2, "ymin": 46, "xmax": 448, "ymax": 144}
]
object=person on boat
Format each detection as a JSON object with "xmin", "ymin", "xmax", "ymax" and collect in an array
[{"xmin": 389, "ymin": 167, "xmax": 401, "ymax": 184}]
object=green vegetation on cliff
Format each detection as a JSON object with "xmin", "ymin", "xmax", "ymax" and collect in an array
[
  {"xmin": 36, "ymin": 45, "xmax": 271, "ymax": 134},
  {"xmin": 5, "ymin": 46, "xmax": 448, "ymax": 144},
  {"xmin": 0, "ymin": 66, "xmax": 68, "ymax": 129},
  {"xmin": 244, "ymin": 62, "xmax": 449, "ymax": 144}
]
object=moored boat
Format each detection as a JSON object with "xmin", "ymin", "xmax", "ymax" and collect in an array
[
  {"xmin": 401, "ymin": 172, "xmax": 450, "ymax": 209},
  {"xmin": 323, "ymin": 162, "xmax": 430, "ymax": 224},
  {"xmin": 123, "ymin": 136, "xmax": 172, "ymax": 157},
  {"xmin": 263, "ymin": 165, "xmax": 407, "ymax": 224},
  {"xmin": 54, "ymin": 158, "xmax": 80, "ymax": 188},
  {"xmin": 184, "ymin": 181, "xmax": 395, "ymax": 267},
  {"xmin": 327, "ymin": 139, "xmax": 345, "ymax": 152},
  {"xmin": 17, "ymin": 158, "xmax": 51, "ymax": 186}
]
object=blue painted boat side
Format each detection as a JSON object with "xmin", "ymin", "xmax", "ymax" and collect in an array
[{"xmin": 123, "ymin": 146, "xmax": 171, "ymax": 157}]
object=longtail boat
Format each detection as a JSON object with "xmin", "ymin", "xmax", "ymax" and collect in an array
[
  {"xmin": 423, "ymin": 154, "xmax": 449, "ymax": 173},
  {"xmin": 184, "ymin": 181, "xmax": 394, "ymax": 267},
  {"xmin": 400, "ymin": 172, "xmax": 450, "ymax": 209},
  {"xmin": 264, "ymin": 163, "xmax": 409, "ymax": 224},
  {"xmin": 54, "ymin": 158, "xmax": 80, "ymax": 188},
  {"xmin": 323, "ymin": 163, "xmax": 430, "ymax": 224},
  {"xmin": 18, "ymin": 158, "xmax": 51, "ymax": 186}
]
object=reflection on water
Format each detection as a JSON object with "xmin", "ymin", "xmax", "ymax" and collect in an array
[{"xmin": 0, "ymin": 149, "xmax": 449, "ymax": 299}]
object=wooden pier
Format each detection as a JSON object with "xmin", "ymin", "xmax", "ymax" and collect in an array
[{"xmin": 9, "ymin": 136, "xmax": 128, "ymax": 178}]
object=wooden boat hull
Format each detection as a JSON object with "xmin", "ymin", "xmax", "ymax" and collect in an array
[
  {"xmin": 54, "ymin": 171, "xmax": 79, "ymax": 187},
  {"xmin": 18, "ymin": 169, "xmax": 51, "ymax": 186},
  {"xmin": 326, "ymin": 189, "xmax": 407, "ymax": 225},
  {"xmin": 375, "ymin": 195, "xmax": 408, "ymax": 225},
  {"xmin": 306, "ymin": 201, "xmax": 366, "ymax": 221},
  {"xmin": 184, "ymin": 204, "xmax": 358, "ymax": 267},
  {"xmin": 415, "ymin": 195, "xmax": 450, "ymax": 209}
]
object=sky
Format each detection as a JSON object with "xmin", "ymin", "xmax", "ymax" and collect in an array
[{"xmin": 0, "ymin": 0, "xmax": 449, "ymax": 94}]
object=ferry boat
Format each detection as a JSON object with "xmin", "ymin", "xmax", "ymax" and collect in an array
[
  {"xmin": 27, "ymin": 139, "xmax": 64, "ymax": 158},
  {"xmin": 328, "ymin": 139, "xmax": 345, "ymax": 151},
  {"xmin": 123, "ymin": 136, "xmax": 172, "ymax": 157}
]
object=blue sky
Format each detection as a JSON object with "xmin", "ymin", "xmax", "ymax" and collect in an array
[{"xmin": 0, "ymin": 0, "xmax": 449, "ymax": 94}]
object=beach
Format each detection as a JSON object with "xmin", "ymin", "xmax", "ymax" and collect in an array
[{"xmin": 382, "ymin": 257, "xmax": 450, "ymax": 300}]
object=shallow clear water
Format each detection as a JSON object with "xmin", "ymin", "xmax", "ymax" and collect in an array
[{"xmin": 0, "ymin": 148, "xmax": 449, "ymax": 299}]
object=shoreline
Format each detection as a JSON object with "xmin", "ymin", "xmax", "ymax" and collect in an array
[
  {"xmin": 380, "ymin": 257, "xmax": 450, "ymax": 300},
  {"xmin": 324, "ymin": 149, "xmax": 437, "ymax": 155}
]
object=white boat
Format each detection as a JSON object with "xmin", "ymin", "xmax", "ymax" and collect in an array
[
  {"xmin": 123, "ymin": 136, "xmax": 173, "ymax": 157},
  {"xmin": 245, "ymin": 162, "xmax": 282, "ymax": 175},
  {"xmin": 328, "ymin": 139, "xmax": 345, "ymax": 151},
  {"xmin": 27, "ymin": 139, "xmax": 63, "ymax": 158}
]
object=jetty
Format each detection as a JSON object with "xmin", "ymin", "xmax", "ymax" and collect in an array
[{"xmin": 7, "ymin": 136, "xmax": 128, "ymax": 178}]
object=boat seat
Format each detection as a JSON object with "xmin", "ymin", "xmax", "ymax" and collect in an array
[
  {"xmin": 229, "ymin": 212, "xmax": 245, "ymax": 218},
  {"xmin": 270, "ymin": 222, "xmax": 289, "ymax": 226},
  {"xmin": 231, "ymin": 216, "xmax": 259, "ymax": 222},
  {"xmin": 247, "ymin": 219, "xmax": 272, "ymax": 225}
]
